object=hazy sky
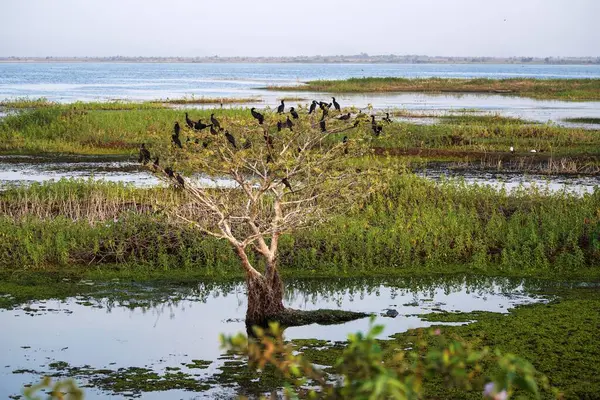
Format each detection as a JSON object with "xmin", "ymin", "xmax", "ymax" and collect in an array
[{"xmin": 1, "ymin": 0, "xmax": 598, "ymax": 57}]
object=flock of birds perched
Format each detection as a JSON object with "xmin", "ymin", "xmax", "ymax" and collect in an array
[{"xmin": 139, "ymin": 98, "xmax": 393, "ymax": 190}]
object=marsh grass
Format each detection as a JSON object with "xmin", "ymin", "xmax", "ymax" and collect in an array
[
  {"xmin": 266, "ymin": 77, "xmax": 600, "ymax": 101},
  {"xmin": 1, "ymin": 176, "xmax": 598, "ymax": 275},
  {"xmin": 563, "ymin": 117, "xmax": 600, "ymax": 124},
  {"xmin": 151, "ymin": 96, "xmax": 262, "ymax": 105},
  {"xmin": 1, "ymin": 103, "xmax": 599, "ymax": 161}
]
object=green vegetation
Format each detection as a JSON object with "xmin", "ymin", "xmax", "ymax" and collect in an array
[
  {"xmin": 222, "ymin": 318, "xmax": 556, "ymax": 399},
  {"xmin": 151, "ymin": 96, "xmax": 261, "ymax": 105},
  {"xmin": 0, "ymin": 176, "xmax": 598, "ymax": 279},
  {"xmin": 563, "ymin": 117, "xmax": 600, "ymax": 124},
  {"xmin": 1, "ymin": 101, "xmax": 599, "ymax": 169},
  {"xmin": 266, "ymin": 77, "xmax": 600, "ymax": 101}
]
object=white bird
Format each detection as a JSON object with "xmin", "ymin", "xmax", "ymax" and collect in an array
[
  {"xmin": 530, "ymin": 149, "xmax": 537, "ymax": 153},
  {"xmin": 510, "ymin": 146, "xmax": 514, "ymax": 153}
]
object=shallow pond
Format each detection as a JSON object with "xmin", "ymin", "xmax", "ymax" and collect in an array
[{"xmin": 1, "ymin": 276, "xmax": 550, "ymax": 399}]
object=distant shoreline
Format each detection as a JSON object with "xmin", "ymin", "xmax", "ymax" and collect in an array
[{"xmin": 1, "ymin": 55, "xmax": 599, "ymax": 65}]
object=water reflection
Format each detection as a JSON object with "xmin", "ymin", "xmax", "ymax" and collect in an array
[{"xmin": 0, "ymin": 275, "xmax": 554, "ymax": 398}]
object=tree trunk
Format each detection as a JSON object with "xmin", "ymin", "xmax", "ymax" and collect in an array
[{"xmin": 245, "ymin": 265, "xmax": 285, "ymax": 327}]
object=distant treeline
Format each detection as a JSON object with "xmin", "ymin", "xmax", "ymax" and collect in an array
[{"xmin": 2, "ymin": 55, "xmax": 600, "ymax": 64}]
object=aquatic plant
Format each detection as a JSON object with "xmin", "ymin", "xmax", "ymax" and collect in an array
[
  {"xmin": 221, "ymin": 318, "xmax": 557, "ymax": 399},
  {"xmin": 266, "ymin": 77, "xmax": 600, "ymax": 101}
]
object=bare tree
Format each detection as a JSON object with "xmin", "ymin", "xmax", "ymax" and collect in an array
[{"xmin": 148, "ymin": 106, "xmax": 375, "ymax": 326}]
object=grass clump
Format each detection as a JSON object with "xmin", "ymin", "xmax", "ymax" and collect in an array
[
  {"xmin": 563, "ymin": 117, "xmax": 600, "ymax": 124},
  {"xmin": 267, "ymin": 77, "xmax": 600, "ymax": 101}
]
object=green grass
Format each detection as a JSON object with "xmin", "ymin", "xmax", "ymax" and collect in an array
[
  {"xmin": 0, "ymin": 176, "xmax": 598, "ymax": 279},
  {"xmin": 266, "ymin": 77, "xmax": 600, "ymax": 101},
  {"xmin": 563, "ymin": 117, "xmax": 600, "ymax": 124},
  {"xmin": 1, "ymin": 103, "xmax": 599, "ymax": 165},
  {"xmin": 151, "ymin": 96, "xmax": 262, "ymax": 105}
]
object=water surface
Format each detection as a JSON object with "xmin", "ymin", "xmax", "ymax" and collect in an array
[{"xmin": 1, "ymin": 276, "xmax": 548, "ymax": 399}]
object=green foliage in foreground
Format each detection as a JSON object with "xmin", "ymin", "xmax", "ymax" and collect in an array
[
  {"xmin": 221, "ymin": 318, "xmax": 556, "ymax": 399},
  {"xmin": 267, "ymin": 77, "xmax": 600, "ymax": 101},
  {"xmin": 0, "ymin": 175, "xmax": 598, "ymax": 277}
]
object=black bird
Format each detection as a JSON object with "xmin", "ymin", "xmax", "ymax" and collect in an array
[
  {"xmin": 281, "ymin": 177, "xmax": 293, "ymax": 193},
  {"xmin": 172, "ymin": 135, "xmax": 183, "ymax": 148},
  {"xmin": 290, "ymin": 107, "xmax": 299, "ymax": 119},
  {"xmin": 277, "ymin": 121, "xmax": 283, "ymax": 132},
  {"xmin": 224, "ymin": 130, "xmax": 237, "ymax": 149},
  {"xmin": 332, "ymin": 97, "xmax": 340, "ymax": 111},
  {"xmin": 343, "ymin": 136, "xmax": 348, "ymax": 144},
  {"xmin": 210, "ymin": 114, "xmax": 221, "ymax": 130},
  {"xmin": 338, "ymin": 113, "xmax": 351, "ymax": 121},
  {"xmin": 264, "ymin": 132, "xmax": 274, "ymax": 149},
  {"xmin": 243, "ymin": 139, "xmax": 252, "ymax": 149},
  {"xmin": 277, "ymin": 100, "xmax": 285, "ymax": 114},
  {"xmin": 321, "ymin": 106, "xmax": 329, "ymax": 119},
  {"xmin": 174, "ymin": 122, "xmax": 181, "ymax": 136},
  {"xmin": 251, "ymin": 108, "xmax": 264, "ymax": 124},
  {"xmin": 164, "ymin": 166, "xmax": 174, "ymax": 178},
  {"xmin": 371, "ymin": 116, "xmax": 383, "ymax": 136},
  {"xmin": 383, "ymin": 112, "xmax": 392, "ymax": 123},
  {"xmin": 318, "ymin": 101, "xmax": 329, "ymax": 110},
  {"xmin": 320, "ymin": 119, "xmax": 326, "ymax": 132},
  {"xmin": 194, "ymin": 119, "xmax": 211, "ymax": 131},
  {"xmin": 286, "ymin": 116, "xmax": 294, "ymax": 131},
  {"xmin": 175, "ymin": 173, "xmax": 185, "ymax": 188},
  {"xmin": 138, "ymin": 143, "xmax": 151, "ymax": 164},
  {"xmin": 171, "ymin": 127, "xmax": 183, "ymax": 148},
  {"xmin": 185, "ymin": 113, "xmax": 195, "ymax": 129},
  {"xmin": 210, "ymin": 125, "xmax": 219, "ymax": 136},
  {"xmin": 308, "ymin": 100, "xmax": 317, "ymax": 114}
]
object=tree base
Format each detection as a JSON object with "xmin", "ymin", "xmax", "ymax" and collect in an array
[{"xmin": 246, "ymin": 308, "xmax": 370, "ymax": 330}]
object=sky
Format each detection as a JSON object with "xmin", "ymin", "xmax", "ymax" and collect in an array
[{"xmin": 1, "ymin": 0, "xmax": 598, "ymax": 58}]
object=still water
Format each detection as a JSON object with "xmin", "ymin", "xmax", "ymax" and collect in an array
[{"xmin": 0, "ymin": 276, "xmax": 548, "ymax": 399}]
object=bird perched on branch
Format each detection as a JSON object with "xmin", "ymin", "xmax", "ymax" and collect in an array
[
  {"xmin": 185, "ymin": 112, "xmax": 195, "ymax": 129},
  {"xmin": 308, "ymin": 100, "xmax": 317, "ymax": 114},
  {"xmin": 277, "ymin": 100, "xmax": 285, "ymax": 114},
  {"xmin": 277, "ymin": 121, "xmax": 283, "ymax": 132},
  {"xmin": 175, "ymin": 173, "xmax": 185, "ymax": 188},
  {"xmin": 210, "ymin": 125, "xmax": 219, "ymax": 136},
  {"xmin": 225, "ymin": 130, "xmax": 237, "ymax": 149},
  {"xmin": 281, "ymin": 177, "xmax": 293, "ymax": 193},
  {"xmin": 138, "ymin": 143, "xmax": 151, "ymax": 164},
  {"xmin": 210, "ymin": 114, "xmax": 221, "ymax": 130},
  {"xmin": 332, "ymin": 97, "xmax": 340, "ymax": 111},
  {"xmin": 338, "ymin": 113, "xmax": 351, "ymax": 121},
  {"xmin": 383, "ymin": 112, "xmax": 392, "ymax": 123},
  {"xmin": 320, "ymin": 119, "xmax": 327, "ymax": 132},
  {"xmin": 172, "ymin": 123, "xmax": 183, "ymax": 148},
  {"xmin": 194, "ymin": 119, "xmax": 211, "ymax": 131},
  {"xmin": 251, "ymin": 108, "xmax": 264, "ymax": 124},
  {"xmin": 290, "ymin": 107, "xmax": 299, "ymax": 119},
  {"xmin": 286, "ymin": 116, "xmax": 294, "ymax": 131},
  {"xmin": 164, "ymin": 166, "xmax": 174, "ymax": 178},
  {"xmin": 371, "ymin": 115, "xmax": 383, "ymax": 136},
  {"xmin": 264, "ymin": 132, "xmax": 274, "ymax": 149}
]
